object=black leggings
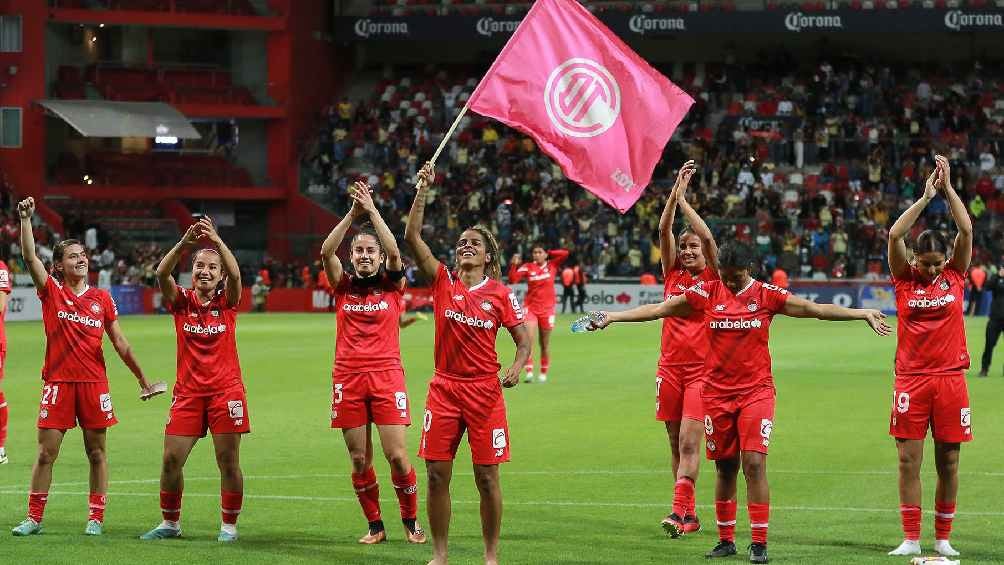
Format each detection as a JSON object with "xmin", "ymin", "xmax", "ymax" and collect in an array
[
  {"xmin": 561, "ymin": 285, "xmax": 576, "ymax": 313},
  {"xmin": 982, "ymin": 317, "xmax": 1004, "ymax": 373}
]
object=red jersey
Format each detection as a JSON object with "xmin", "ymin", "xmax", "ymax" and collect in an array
[
  {"xmin": 433, "ymin": 264, "xmax": 525, "ymax": 378},
  {"xmin": 892, "ymin": 266, "xmax": 969, "ymax": 377},
  {"xmin": 332, "ymin": 273, "xmax": 403, "ymax": 373},
  {"xmin": 0, "ymin": 260, "xmax": 10, "ymax": 350},
  {"xmin": 38, "ymin": 276, "xmax": 118, "ymax": 383},
  {"xmin": 167, "ymin": 286, "xmax": 242, "ymax": 396},
  {"xmin": 684, "ymin": 279, "xmax": 789, "ymax": 395},
  {"xmin": 660, "ymin": 263, "xmax": 718, "ymax": 367},
  {"xmin": 508, "ymin": 249, "xmax": 569, "ymax": 311}
]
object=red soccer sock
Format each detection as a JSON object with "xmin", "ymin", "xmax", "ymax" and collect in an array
[
  {"xmin": 715, "ymin": 499, "xmax": 737, "ymax": 542},
  {"xmin": 88, "ymin": 493, "xmax": 106, "ymax": 523},
  {"xmin": 900, "ymin": 505, "xmax": 921, "ymax": 541},
  {"xmin": 160, "ymin": 490, "xmax": 182, "ymax": 523},
  {"xmin": 221, "ymin": 489, "xmax": 242, "ymax": 526},
  {"xmin": 391, "ymin": 468, "xmax": 418, "ymax": 521},
  {"xmin": 28, "ymin": 492, "xmax": 48, "ymax": 523},
  {"xmin": 524, "ymin": 357, "xmax": 535, "ymax": 374},
  {"xmin": 935, "ymin": 501, "xmax": 956, "ymax": 541},
  {"xmin": 671, "ymin": 477, "xmax": 695, "ymax": 518},
  {"xmin": 748, "ymin": 502, "xmax": 769, "ymax": 545},
  {"xmin": 0, "ymin": 390, "xmax": 8, "ymax": 447},
  {"xmin": 540, "ymin": 355, "xmax": 550, "ymax": 376},
  {"xmin": 352, "ymin": 467, "xmax": 382, "ymax": 522}
]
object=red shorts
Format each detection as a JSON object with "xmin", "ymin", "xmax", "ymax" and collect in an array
[
  {"xmin": 37, "ymin": 381, "xmax": 118, "ymax": 430},
  {"xmin": 703, "ymin": 386, "xmax": 775, "ymax": 460},
  {"xmin": 419, "ymin": 374, "xmax": 510, "ymax": 465},
  {"xmin": 331, "ymin": 368, "xmax": 411, "ymax": 429},
  {"xmin": 890, "ymin": 374, "xmax": 972, "ymax": 443},
  {"xmin": 524, "ymin": 307, "xmax": 556, "ymax": 331},
  {"xmin": 166, "ymin": 384, "xmax": 250, "ymax": 437},
  {"xmin": 656, "ymin": 364, "xmax": 706, "ymax": 423}
]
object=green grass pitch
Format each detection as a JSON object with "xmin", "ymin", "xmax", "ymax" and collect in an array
[{"xmin": 1, "ymin": 312, "xmax": 1002, "ymax": 564}]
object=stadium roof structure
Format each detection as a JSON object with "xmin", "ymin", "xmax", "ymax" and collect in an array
[{"xmin": 37, "ymin": 100, "xmax": 201, "ymax": 139}]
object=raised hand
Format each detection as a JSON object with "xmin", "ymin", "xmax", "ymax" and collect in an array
[
  {"xmin": 349, "ymin": 181, "xmax": 378, "ymax": 215},
  {"xmin": 416, "ymin": 161, "xmax": 435, "ymax": 191},
  {"xmin": 180, "ymin": 222, "xmax": 203, "ymax": 247},
  {"xmin": 922, "ymin": 167, "xmax": 940, "ymax": 201},
  {"xmin": 196, "ymin": 216, "xmax": 221, "ymax": 245},
  {"xmin": 934, "ymin": 154, "xmax": 953, "ymax": 192},
  {"xmin": 510, "ymin": 253, "xmax": 522, "ymax": 266},
  {"xmin": 675, "ymin": 160, "xmax": 698, "ymax": 202},
  {"xmin": 17, "ymin": 197, "xmax": 35, "ymax": 219},
  {"xmin": 863, "ymin": 309, "xmax": 892, "ymax": 336}
]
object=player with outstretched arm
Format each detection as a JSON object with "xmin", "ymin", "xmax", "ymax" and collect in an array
[
  {"xmin": 140, "ymin": 216, "xmax": 248, "ymax": 543},
  {"xmin": 507, "ymin": 242, "xmax": 568, "ymax": 384},
  {"xmin": 885, "ymin": 156, "xmax": 973, "ymax": 559},
  {"xmin": 586, "ymin": 242, "xmax": 890, "ymax": 564},
  {"xmin": 406, "ymin": 161, "xmax": 532, "ymax": 565},
  {"xmin": 12, "ymin": 197, "xmax": 162, "ymax": 537},
  {"xmin": 320, "ymin": 180, "xmax": 426, "ymax": 546}
]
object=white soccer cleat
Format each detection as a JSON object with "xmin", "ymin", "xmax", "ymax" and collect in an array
[
  {"xmin": 537, "ymin": 373, "xmax": 548, "ymax": 383},
  {"xmin": 0, "ymin": 447, "xmax": 7, "ymax": 465},
  {"xmin": 524, "ymin": 372, "xmax": 534, "ymax": 383},
  {"xmin": 888, "ymin": 540, "xmax": 922, "ymax": 555},
  {"xmin": 934, "ymin": 539, "xmax": 960, "ymax": 557}
]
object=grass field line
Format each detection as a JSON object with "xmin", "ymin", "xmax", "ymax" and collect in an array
[
  {"xmin": 1, "ymin": 467, "xmax": 1002, "ymax": 491},
  {"xmin": 1, "ymin": 489, "xmax": 1004, "ymax": 517}
]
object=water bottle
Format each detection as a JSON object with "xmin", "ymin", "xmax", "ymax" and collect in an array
[{"xmin": 570, "ymin": 311, "xmax": 605, "ymax": 333}]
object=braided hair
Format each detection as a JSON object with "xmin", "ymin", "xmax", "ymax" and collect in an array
[{"xmin": 466, "ymin": 225, "xmax": 502, "ymax": 281}]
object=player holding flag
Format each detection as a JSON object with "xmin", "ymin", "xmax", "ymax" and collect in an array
[
  {"xmin": 13, "ymin": 197, "xmax": 161, "ymax": 537},
  {"xmin": 320, "ymin": 180, "xmax": 425, "ymax": 545},
  {"xmin": 655, "ymin": 160, "xmax": 719, "ymax": 538},
  {"xmin": 585, "ymin": 242, "xmax": 890, "ymax": 564},
  {"xmin": 508, "ymin": 244, "xmax": 568, "ymax": 383},
  {"xmin": 140, "ymin": 216, "xmax": 248, "ymax": 542},
  {"xmin": 406, "ymin": 162, "xmax": 531, "ymax": 565},
  {"xmin": 885, "ymin": 156, "xmax": 972, "ymax": 559}
]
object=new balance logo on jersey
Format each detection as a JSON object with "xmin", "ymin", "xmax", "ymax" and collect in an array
[
  {"xmin": 342, "ymin": 301, "xmax": 389, "ymax": 313},
  {"xmin": 907, "ymin": 295, "xmax": 955, "ymax": 309},
  {"xmin": 709, "ymin": 319, "xmax": 762, "ymax": 329},
  {"xmin": 444, "ymin": 309, "xmax": 495, "ymax": 329},
  {"xmin": 183, "ymin": 322, "xmax": 227, "ymax": 335},
  {"xmin": 57, "ymin": 310, "xmax": 102, "ymax": 328}
]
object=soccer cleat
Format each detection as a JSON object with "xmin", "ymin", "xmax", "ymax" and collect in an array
[
  {"xmin": 358, "ymin": 529, "xmax": 386, "ymax": 544},
  {"xmin": 661, "ymin": 513, "xmax": 685, "ymax": 538},
  {"xmin": 934, "ymin": 539, "xmax": 960, "ymax": 557},
  {"xmin": 978, "ymin": 370, "xmax": 988, "ymax": 377},
  {"xmin": 139, "ymin": 526, "xmax": 182, "ymax": 540},
  {"xmin": 84, "ymin": 520, "xmax": 103, "ymax": 536},
  {"xmin": 0, "ymin": 447, "xmax": 7, "ymax": 464},
  {"xmin": 887, "ymin": 540, "xmax": 922, "ymax": 555},
  {"xmin": 683, "ymin": 514, "xmax": 701, "ymax": 534},
  {"xmin": 537, "ymin": 373, "xmax": 548, "ymax": 383},
  {"xmin": 705, "ymin": 540, "xmax": 737, "ymax": 558},
  {"xmin": 218, "ymin": 530, "xmax": 238, "ymax": 543},
  {"xmin": 11, "ymin": 518, "xmax": 42, "ymax": 536},
  {"xmin": 748, "ymin": 543, "xmax": 769, "ymax": 563},
  {"xmin": 524, "ymin": 372, "xmax": 534, "ymax": 384},
  {"xmin": 404, "ymin": 523, "xmax": 427, "ymax": 544}
]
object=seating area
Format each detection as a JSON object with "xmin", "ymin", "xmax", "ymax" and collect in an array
[
  {"xmin": 52, "ymin": 151, "xmax": 254, "ymax": 187},
  {"xmin": 53, "ymin": 64, "xmax": 257, "ymax": 105}
]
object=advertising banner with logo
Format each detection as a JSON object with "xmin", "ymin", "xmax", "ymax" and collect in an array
[
  {"xmin": 110, "ymin": 285, "xmax": 146, "ymax": 316},
  {"xmin": 4, "ymin": 287, "xmax": 42, "ymax": 322},
  {"xmin": 334, "ymin": 9, "xmax": 1004, "ymax": 41}
]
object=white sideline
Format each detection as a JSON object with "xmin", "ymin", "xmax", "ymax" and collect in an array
[{"xmin": 0, "ymin": 489, "xmax": 1002, "ymax": 516}]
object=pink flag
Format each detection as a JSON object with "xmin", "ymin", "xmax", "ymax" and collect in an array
[{"xmin": 467, "ymin": 0, "xmax": 694, "ymax": 213}]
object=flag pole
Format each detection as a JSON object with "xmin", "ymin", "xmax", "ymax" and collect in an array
[{"xmin": 430, "ymin": 103, "xmax": 469, "ymax": 168}]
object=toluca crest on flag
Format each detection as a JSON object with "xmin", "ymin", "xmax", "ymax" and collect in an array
[{"xmin": 467, "ymin": 0, "xmax": 694, "ymax": 213}]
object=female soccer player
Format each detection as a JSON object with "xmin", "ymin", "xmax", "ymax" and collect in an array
[
  {"xmin": 320, "ymin": 180, "xmax": 425, "ymax": 545},
  {"xmin": 13, "ymin": 197, "xmax": 161, "ymax": 537},
  {"xmin": 656, "ymin": 160, "xmax": 719, "ymax": 538},
  {"xmin": 0, "ymin": 253, "xmax": 10, "ymax": 465},
  {"xmin": 587, "ymin": 242, "xmax": 889, "ymax": 564},
  {"xmin": 886, "ymin": 156, "xmax": 972, "ymax": 558},
  {"xmin": 405, "ymin": 161, "xmax": 531, "ymax": 565},
  {"xmin": 508, "ymin": 243, "xmax": 568, "ymax": 383},
  {"xmin": 140, "ymin": 216, "xmax": 248, "ymax": 543}
]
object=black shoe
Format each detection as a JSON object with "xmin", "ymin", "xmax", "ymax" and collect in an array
[
  {"xmin": 706, "ymin": 540, "xmax": 737, "ymax": 558},
  {"xmin": 978, "ymin": 370, "xmax": 988, "ymax": 378},
  {"xmin": 748, "ymin": 543, "xmax": 769, "ymax": 564}
]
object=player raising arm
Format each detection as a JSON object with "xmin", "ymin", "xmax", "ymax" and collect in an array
[
  {"xmin": 140, "ymin": 216, "xmax": 248, "ymax": 543},
  {"xmin": 507, "ymin": 242, "xmax": 568, "ymax": 383},
  {"xmin": 0, "ymin": 253, "xmax": 11, "ymax": 465},
  {"xmin": 656, "ymin": 160, "xmax": 719, "ymax": 538},
  {"xmin": 406, "ymin": 161, "xmax": 532, "ymax": 565},
  {"xmin": 885, "ymin": 156, "xmax": 973, "ymax": 559},
  {"xmin": 587, "ymin": 242, "xmax": 889, "ymax": 564},
  {"xmin": 320, "ymin": 180, "xmax": 426, "ymax": 545},
  {"xmin": 12, "ymin": 197, "xmax": 161, "ymax": 537}
]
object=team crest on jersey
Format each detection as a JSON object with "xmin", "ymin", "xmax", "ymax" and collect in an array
[
  {"xmin": 39, "ymin": 409, "xmax": 48, "ymax": 420},
  {"xmin": 706, "ymin": 439, "xmax": 716, "ymax": 452},
  {"xmin": 373, "ymin": 290, "xmax": 383, "ymax": 296},
  {"xmin": 481, "ymin": 300, "xmax": 493, "ymax": 312},
  {"xmin": 940, "ymin": 280, "xmax": 950, "ymax": 291},
  {"xmin": 211, "ymin": 310, "xmax": 219, "ymax": 317},
  {"xmin": 747, "ymin": 300, "xmax": 758, "ymax": 312},
  {"xmin": 90, "ymin": 302, "xmax": 102, "ymax": 314}
]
